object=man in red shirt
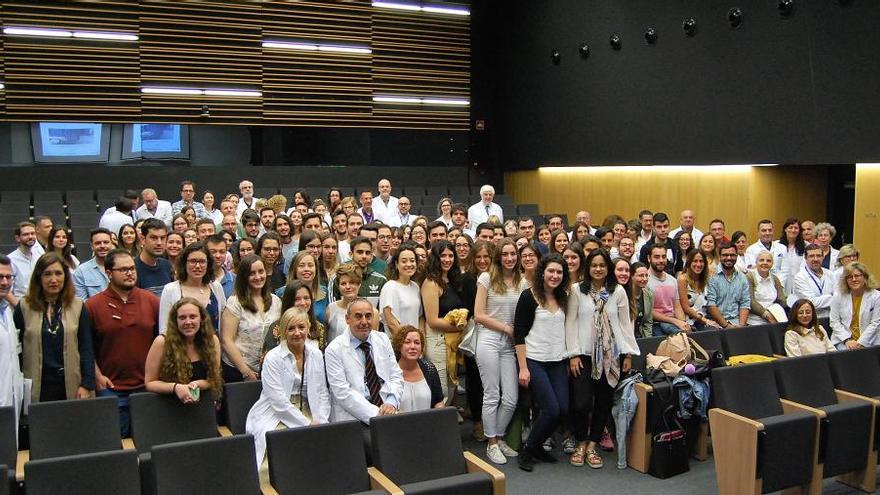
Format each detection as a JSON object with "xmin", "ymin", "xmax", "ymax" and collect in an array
[{"xmin": 86, "ymin": 249, "xmax": 160, "ymax": 437}]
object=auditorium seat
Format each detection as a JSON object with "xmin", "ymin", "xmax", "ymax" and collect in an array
[
  {"xmin": 0, "ymin": 192, "xmax": 29, "ymax": 203},
  {"xmin": 0, "ymin": 407, "xmax": 16, "ymax": 492},
  {"xmin": 24, "ymin": 450, "xmax": 139, "ymax": 495},
  {"xmin": 221, "ymin": 381, "xmax": 262, "ymax": 435},
  {"xmin": 32, "ymin": 191, "xmax": 62, "ymax": 204},
  {"xmin": 425, "ymin": 186, "xmax": 448, "ymax": 196},
  {"xmin": 255, "ymin": 187, "xmax": 278, "ymax": 199},
  {"xmin": 423, "ymin": 195, "xmax": 446, "ymax": 209},
  {"xmin": 763, "ymin": 322, "xmax": 790, "ymax": 356},
  {"xmin": 68, "ymin": 213, "xmax": 99, "ymax": 229},
  {"xmin": 403, "ymin": 186, "xmax": 425, "ymax": 196},
  {"xmin": 65, "ymin": 200, "xmax": 98, "ymax": 214},
  {"xmin": 0, "ymin": 203, "xmax": 30, "ymax": 216},
  {"xmin": 266, "ymin": 420, "xmax": 396, "ymax": 495},
  {"xmin": 773, "ymin": 354, "xmax": 876, "ymax": 491},
  {"xmin": 721, "ymin": 325, "xmax": 776, "ymax": 358},
  {"xmin": 370, "ymin": 408, "xmax": 504, "ymax": 495},
  {"xmin": 151, "ymin": 435, "xmax": 259, "ymax": 495},
  {"xmin": 448, "ymin": 186, "xmax": 471, "ymax": 198},
  {"xmin": 710, "ymin": 362, "xmax": 819, "ymax": 494},
  {"xmin": 28, "ymin": 397, "xmax": 121, "ymax": 460},
  {"xmin": 828, "ymin": 347, "xmax": 880, "ymax": 458},
  {"xmin": 64, "ymin": 190, "xmax": 95, "ymax": 204},
  {"xmin": 517, "ymin": 204, "xmax": 540, "ymax": 217}
]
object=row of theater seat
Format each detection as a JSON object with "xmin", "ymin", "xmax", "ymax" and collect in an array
[{"xmin": 0, "ymin": 391, "xmax": 504, "ymax": 495}]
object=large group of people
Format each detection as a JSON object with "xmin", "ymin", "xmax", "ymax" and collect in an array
[{"xmin": 0, "ymin": 177, "xmax": 876, "ymax": 476}]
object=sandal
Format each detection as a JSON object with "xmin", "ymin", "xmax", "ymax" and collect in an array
[
  {"xmin": 570, "ymin": 445, "xmax": 586, "ymax": 467},
  {"xmin": 586, "ymin": 449, "xmax": 603, "ymax": 469}
]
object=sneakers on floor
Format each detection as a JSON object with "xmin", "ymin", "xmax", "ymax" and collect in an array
[
  {"xmin": 599, "ymin": 430, "xmax": 614, "ymax": 452},
  {"xmin": 542, "ymin": 437, "xmax": 554, "ymax": 452},
  {"xmin": 497, "ymin": 440, "xmax": 518, "ymax": 457},
  {"xmin": 562, "ymin": 436, "xmax": 576, "ymax": 455},
  {"xmin": 486, "ymin": 444, "xmax": 507, "ymax": 465},
  {"xmin": 517, "ymin": 449, "xmax": 535, "ymax": 472}
]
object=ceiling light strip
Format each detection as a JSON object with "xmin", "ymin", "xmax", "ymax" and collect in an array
[
  {"xmin": 3, "ymin": 26, "xmax": 138, "ymax": 41},
  {"xmin": 262, "ymin": 40, "xmax": 371, "ymax": 54},
  {"xmin": 141, "ymin": 87, "xmax": 262, "ymax": 98},
  {"xmin": 372, "ymin": 1, "xmax": 470, "ymax": 16},
  {"xmin": 373, "ymin": 95, "xmax": 469, "ymax": 106}
]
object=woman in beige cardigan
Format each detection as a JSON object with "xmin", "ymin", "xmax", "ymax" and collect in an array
[
  {"xmin": 746, "ymin": 250, "xmax": 787, "ymax": 326},
  {"xmin": 13, "ymin": 252, "xmax": 95, "ymax": 402}
]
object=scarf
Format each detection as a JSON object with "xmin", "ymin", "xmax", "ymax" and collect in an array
[{"xmin": 590, "ymin": 287, "xmax": 621, "ymax": 387}]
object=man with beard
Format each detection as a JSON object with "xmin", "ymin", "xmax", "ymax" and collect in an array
[
  {"xmin": 646, "ymin": 244, "xmax": 690, "ymax": 336},
  {"xmin": 87, "ymin": 249, "xmax": 159, "ymax": 437},
  {"xmin": 135, "ymin": 219, "xmax": 173, "ymax": 297},
  {"xmin": 8, "ymin": 221, "xmax": 45, "ymax": 301},
  {"xmin": 73, "ymin": 228, "xmax": 114, "ymax": 300},
  {"xmin": 706, "ymin": 243, "xmax": 751, "ymax": 328}
]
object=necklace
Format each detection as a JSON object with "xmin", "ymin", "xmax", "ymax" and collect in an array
[{"xmin": 44, "ymin": 305, "xmax": 61, "ymax": 336}]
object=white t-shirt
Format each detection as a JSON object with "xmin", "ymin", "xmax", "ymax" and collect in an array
[
  {"xmin": 379, "ymin": 280, "xmax": 422, "ymax": 328},
  {"xmin": 476, "ymin": 271, "xmax": 527, "ymax": 329},
  {"xmin": 221, "ymin": 294, "xmax": 282, "ymax": 372}
]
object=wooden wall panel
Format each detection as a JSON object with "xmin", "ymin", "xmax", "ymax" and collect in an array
[
  {"xmin": 261, "ymin": 0, "xmax": 373, "ymax": 126},
  {"xmin": 505, "ymin": 165, "xmax": 827, "ymax": 238},
  {"xmin": 1, "ymin": 1, "xmax": 140, "ymax": 121},
  {"xmin": 0, "ymin": 0, "xmax": 471, "ymax": 128},
  {"xmin": 854, "ymin": 164, "xmax": 880, "ymax": 269}
]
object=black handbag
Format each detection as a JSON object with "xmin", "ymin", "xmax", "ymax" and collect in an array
[{"xmin": 648, "ymin": 404, "xmax": 690, "ymax": 479}]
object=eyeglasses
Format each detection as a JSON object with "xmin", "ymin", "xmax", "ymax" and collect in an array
[
  {"xmin": 187, "ymin": 259, "xmax": 208, "ymax": 266},
  {"xmin": 110, "ymin": 267, "xmax": 136, "ymax": 274},
  {"xmin": 0, "ymin": 274, "xmax": 15, "ymax": 281}
]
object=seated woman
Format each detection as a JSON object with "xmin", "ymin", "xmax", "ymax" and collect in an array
[
  {"xmin": 677, "ymin": 251, "xmax": 713, "ymax": 330},
  {"xmin": 392, "ymin": 325, "xmax": 444, "ymax": 412},
  {"xmin": 746, "ymin": 250, "xmax": 787, "ymax": 325},
  {"xmin": 829, "ymin": 261, "xmax": 880, "ymax": 349},
  {"xmin": 784, "ymin": 299, "xmax": 834, "ymax": 356},
  {"xmin": 246, "ymin": 307, "xmax": 330, "ymax": 478},
  {"xmin": 144, "ymin": 297, "xmax": 223, "ymax": 403}
]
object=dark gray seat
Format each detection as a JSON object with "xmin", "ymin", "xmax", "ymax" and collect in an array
[
  {"xmin": 0, "ymin": 192, "xmax": 30, "ymax": 203},
  {"xmin": 690, "ymin": 329, "xmax": 723, "ymax": 355},
  {"xmin": 763, "ymin": 322, "xmax": 790, "ymax": 356},
  {"xmin": 721, "ymin": 325, "xmax": 775, "ymax": 357},
  {"xmin": 222, "ymin": 381, "xmax": 262, "ymax": 435},
  {"xmin": 773, "ymin": 354, "xmax": 874, "ymax": 478},
  {"xmin": 151, "ymin": 435, "xmax": 259, "ymax": 495},
  {"xmin": 266, "ymin": 420, "xmax": 383, "ymax": 495},
  {"xmin": 0, "ymin": 407, "xmax": 17, "ymax": 493},
  {"xmin": 130, "ymin": 391, "xmax": 219, "ymax": 454},
  {"xmin": 28, "ymin": 396, "xmax": 121, "ymax": 460},
  {"xmin": 24, "ymin": 450, "xmax": 139, "ymax": 495},
  {"xmin": 710, "ymin": 363, "xmax": 819, "ymax": 493},
  {"xmin": 828, "ymin": 347, "xmax": 880, "ymax": 399},
  {"xmin": 633, "ymin": 335, "xmax": 664, "ymax": 372},
  {"xmin": 371, "ymin": 408, "xmax": 495, "ymax": 495}
]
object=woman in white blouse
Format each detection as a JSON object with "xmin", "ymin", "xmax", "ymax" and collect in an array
[
  {"xmin": 777, "ymin": 218, "xmax": 805, "ymax": 295},
  {"xmin": 158, "ymin": 242, "xmax": 226, "ymax": 333},
  {"xmin": 246, "ymin": 307, "xmax": 330, "ymax": 479},
  {"xmin": 785, "ymin": 299, "xmax": 835, "ymax": 356},
  {"xmin": 379, "ymin": 245, "xmax": 423, "ymax": 338},
  {"xmin": 475, "ymin": 238, "xmax": 527, "ymax": 465},
  {"xmin": 565, "ymin": 249, "xmax": 638, "ymax": 469},
  {"xmin": 746, "ymin": 251, "xmax": 787, "ymax": 326},
  {"xmin": 220, "ymin": 255, "xmax": 282, "ymax": 383},
  {"xmin": 391, "ymin": 325, "xmax": 443, "ymax": 412},
  {"xmin": 830, "ymin": 262, "xmax": 880, "ymax": 349}
]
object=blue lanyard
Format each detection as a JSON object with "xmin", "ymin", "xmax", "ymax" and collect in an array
[{"xmin": 805, "ymin": 266, "xmax": 825, "ymax": 294}]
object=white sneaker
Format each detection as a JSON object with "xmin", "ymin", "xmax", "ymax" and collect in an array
[
  {"xmin": 542, "ymin": 437, "xmax": 554, "ymax": 452},
  {"xmin": 562, "ymin": 436, "xmax": 576, "ymax": 455},
  {"xmin": 497, "ymin": 440, "xmax": 519, "ymax": 457},
  {"xmin": 487, "ymin": 444, "xmax": 507, "ymax": 465}
]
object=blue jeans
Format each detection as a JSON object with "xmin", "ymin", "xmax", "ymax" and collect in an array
[
  {"xmin": 97, "ymin": 387, "xmax": 143, "ymax": 438},
  {"xmin": 652, "ymin": 322, "xmax": 680, "ymax": 336},
  {"xmin": 524, "ymin": 359, "xmax": 568, "ymax": 452}
]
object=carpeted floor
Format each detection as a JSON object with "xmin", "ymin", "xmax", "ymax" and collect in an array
[{"xmin": 458, "ymin": 421, "xmax": 876, "ymax": 494}]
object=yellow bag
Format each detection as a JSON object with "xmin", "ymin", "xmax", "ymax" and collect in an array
[{"xmin": 727, "ymin": 354, "xmax": 776, "ymax": 365}]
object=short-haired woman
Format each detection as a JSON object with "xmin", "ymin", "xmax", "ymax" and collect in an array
[{"xmin": 829, "ymin": 262, "xmax": 880, "ymax": 349}]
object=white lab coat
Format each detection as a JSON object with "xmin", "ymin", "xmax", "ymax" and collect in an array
[
  {"xmin": 324, "ymin": 329, "xmax": 403, "ymax": 424},
  {"xmin": 245, "ymin": 341, "xmax": 330, "ymax": 466},
  {"xmin": 829, "ymin": 289, "xmax": 880, "ymax": 347},
  {"xmin": 0, "ymin": 304, "xmax": 24, "ymax": 431},
  {"xmin": 371, "ymin": 195, "xmax": 399, "ymax": 225},
  {"xmin": 789, "ymin": 265, "xmax": 835, "ymax": 318}
]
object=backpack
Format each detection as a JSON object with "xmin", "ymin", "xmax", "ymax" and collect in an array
[{"xmin": 655, "ymin": 333, "xmax": 709, "ymax": 368}]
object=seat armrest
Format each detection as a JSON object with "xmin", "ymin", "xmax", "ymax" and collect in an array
[
  {"xmin": 15, "ymin": 450, "xmax": 28, "ymax": 482},
  {"xmin": 368, "ymin": 466, "xmax": 403, "ymax": 495},
  {"xmin": 708, "ymin": 408, "xmax": 763, "ymax": 494},
  {"xmin": 836, "ymin": 389, "xmax": 880, "ymax": 407},
  {"xmin": 710, "ymin": 408, "xmax": 765, "ymax": 430},
  {"xmin": 780, "ymin": 399, "xmax": 827, "ymax": 418},
  {"xmin": 218, "ymin": 426, "xmax": 233, "ymax": 437},
  {"xmin": 464, "ymin": 451, "xmax": 506, "ymax": 495},
  {"xmin": 261, "ymin": 481, "xmax": 279, "ymax": 495}
]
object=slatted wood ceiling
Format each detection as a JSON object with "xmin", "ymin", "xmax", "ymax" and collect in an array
[{"xmin": 0, "ymin": 0, "xmax": 470, "ymax": 130}]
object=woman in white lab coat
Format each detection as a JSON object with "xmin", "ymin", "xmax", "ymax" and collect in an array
[
  {"xmin": 829, "ymin": 262, "xmax": 880, "ymax": 350},
  {"xmin": 246, "ymin": 307, "xmax": 330, "ymax": 476}
]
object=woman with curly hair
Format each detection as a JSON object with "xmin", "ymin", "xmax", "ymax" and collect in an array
[
  {"xmin": 144, "ymin": 297, "xmax": 223, "ymax": 404},
  {"xmin": 393, "ymin": 325, "xmax": 444, "ymax": 412}
]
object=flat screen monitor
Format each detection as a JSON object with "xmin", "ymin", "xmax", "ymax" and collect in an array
[
  {"xmin": 30, "ymin": 122, "xmax": 111, "ymax": 163},
  {"xmin": 122, "ymin": 123, "xmax": 190, "ymax": 160}
]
